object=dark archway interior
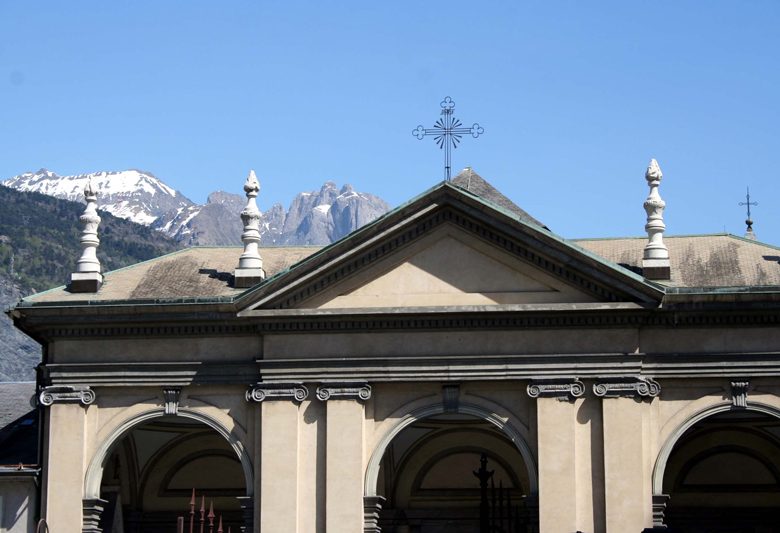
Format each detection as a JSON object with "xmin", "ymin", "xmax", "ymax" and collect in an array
[
  {"xmin": 376, "ymin": 413, "xmax": 537, "ymax": 533},
  {"xmin": 98, "ymin": 416, "xmax": 246, "ymax": 533},
  {"xmin": 663, "ymin": 410, "xmax": 780, "ymax": 533}
]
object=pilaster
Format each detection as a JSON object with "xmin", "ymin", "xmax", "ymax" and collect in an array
[
  {"xmin": 320, "ymin": 382, "xmax": 370, "ymax": 533},
  {"xmin": 536, "ymin": 396, "xmax": 577, "ymax": 532},
  {"xmin": 602, "ymin": 396, "xmax": 652, "ymax": 532},
  {"xmin": 252, "ymin": 383, "xmax": 307, "ymax": 533},
  {"xmin": 43, "ymin": 402, "xmax": 90, "ymax": 531}
]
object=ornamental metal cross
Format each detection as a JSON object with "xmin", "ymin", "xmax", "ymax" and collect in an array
[
  {"xmin": 413, "ymin": 96, "xmax": 484, "ymax": 181},
  {"xmin": 739, "ymin": 186, "xmax": 758, "ymax": 233},
  {"xmin": 739, "ymin": 187, "xmax": 758, "ymax": 221}
]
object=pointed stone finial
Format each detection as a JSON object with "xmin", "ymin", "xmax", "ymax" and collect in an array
[
  {"xmin": 233, "ymin": 170, "xmax": 266, "ymax": 288},
  {"xmin": 69, "ymin": 178, "xmax": 103, "ymax": 292},
  {"xmin": 642, "ymin": 159, "xmax": 670, "ymax": 280}
]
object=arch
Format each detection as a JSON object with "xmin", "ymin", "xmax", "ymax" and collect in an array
[
  {"xmin": 84, "ymin": 407, "xmax": 254, "ymax": 500},
  {"xmin": 652, "ymin": 401, "xmax": 780, "ymax": 494},
  {"xmin": 364, "ymin": 401, "xmax": 538, "ymax": 498}
]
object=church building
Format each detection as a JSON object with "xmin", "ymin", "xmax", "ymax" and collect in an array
[{"xmin": 7, "ymin": 162, "xmax": 780, "ymax": 532}]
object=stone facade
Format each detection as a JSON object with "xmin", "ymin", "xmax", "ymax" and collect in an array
[{"xmin": 10, "ymin": 176, "xmax": 780, "ymax": 532}]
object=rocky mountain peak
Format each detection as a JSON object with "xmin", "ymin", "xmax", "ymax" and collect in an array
[{"xmin": 3, "ymin": 169, "xmax": 391, "ymax": 247}]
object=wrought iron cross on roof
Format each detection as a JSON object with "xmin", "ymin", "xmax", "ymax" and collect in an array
[
  {"xmin": 739, "ymin": 187, "xmax": 758, "ymax": 220},
  {"xmin": 739, "ymin": 186, "xmax": 758, "ymax": 233},
  {"xmin": 413, "ymin": 96, "xmax": 484, "ymax": 181}
]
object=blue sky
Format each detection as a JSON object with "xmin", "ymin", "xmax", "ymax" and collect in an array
[{"xmin": 1, "ymin": 1, "xmax": 778, "ymax": 242}]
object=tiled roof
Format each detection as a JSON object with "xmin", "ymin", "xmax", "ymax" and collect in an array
[
  {"xmin": 574, "ymin": 234, "xmax": 780, "ymax": 287},
  {"xmin": 451, "ymin": 168, "xmax": 547, "ymax": 229},
  {"xmin": 24, "ymin": 246, "xmax": 319, "ymax": 303},
  {"xmin": 0, "ymin": 382, "xmax": 35, "ymax": 431}
]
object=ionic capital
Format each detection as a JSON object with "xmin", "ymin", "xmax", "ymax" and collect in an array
[
  {"xmin": 527, "ymin": 378, "xmax": 585, "ymax": 401},
  {"xmin": 245, "ymin": 382, "xmax": 308, "ymax": 402},
  {"xmin": 39, "ymin": 385, "xmax": 96, "ymax": 406},
  {"xmin": 316, "ymin": 382, "xmax": 371, "ymax": 401},
  {"xmin": 593, "ymin": 377, "xmax": 660, "ymax": 398}
]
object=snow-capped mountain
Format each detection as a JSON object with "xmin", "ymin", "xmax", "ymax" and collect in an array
[
  {"xmin": 2, "ymin": 169, "xmax": 194, "ymax": 226},
  {"xmin": 3, "ymin": 169, "xmax": 390, "ymax": 246}
]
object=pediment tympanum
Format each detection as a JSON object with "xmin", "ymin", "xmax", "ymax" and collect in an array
[{"xmin": 303, "ymin": 226, "xmax": 598, "ymax": 308}]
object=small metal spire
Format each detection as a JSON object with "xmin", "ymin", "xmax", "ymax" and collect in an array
[
  {"xmin": 69, "ymin": 178, "xmax": 103, "ymax": 292},
  {"xmin": 739, "ymin": 187, "xmax": 758, "ymax": 240},
  {"xmin": 233, "ymin": 170, "xmax": 266, "ymax": 288},
  {"xmin": 413, "ymin": 96, "xmax": 484, "ymax": 181},
  {"xmin": 642, "ymin": 159, "xmax": 670, "ymax": 280}
]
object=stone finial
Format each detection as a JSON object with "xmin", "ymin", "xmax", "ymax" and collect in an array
[
  {"xmin": 642, "ymin": 159, "xmax": 670, "ymax": 280},
  {"xmin": 745, "ymin": 220, "xmax": 757, "ymax": 240},
  {"xmin": 233, "ymin": 170, "xmax": 266, "ymax": 288},
  {"xmin": 69, "ymin": 179, "xmax": 103, "ymax": 292}
]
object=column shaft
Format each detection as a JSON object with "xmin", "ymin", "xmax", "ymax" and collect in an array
[
  {"xmin": 536, "ymin": 398, "xmax": 577, "ymax": 532},
  {"xmin": 325, "ymin": 399, "xmax": 365, "ymax": 533},
  {"xmin": 602, "ymin": 397, "xmax": 650, "ymax": 532},
  {"xmin": 43, "ymin": 403, "xmax": 88, "ymax": 530},
  {"xmin": 260, "ymin": 401, "xmax": 300, "ymax": 533}
]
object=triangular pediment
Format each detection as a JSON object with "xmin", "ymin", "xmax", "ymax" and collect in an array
[
  {"xmin": 237, "ymin": 180, "xmax": 664, "ymax": 311},
  {"xmin": 304, "ymin": 227, "xmax": 598, "ymax": 308}
]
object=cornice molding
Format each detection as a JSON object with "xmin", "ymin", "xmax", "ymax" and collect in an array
[
  {"xmin": 39, "ymin": 385, "xmax": 95, "ymax": 406},
  {"xmin": 23, "ymin": 306, "xmax": 780, "ymax": 340},
  {"xmin": 37, "ymin": 352, "xmax": 780, "ymax": 388},
  {"xmin": 42, "ymin": 361, "xmax": 256, "ymax": 387}
]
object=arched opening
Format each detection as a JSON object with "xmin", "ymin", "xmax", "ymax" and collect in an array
[
  {"xmin": 661, "ymin": 409, "xmax": 780, "ymax": 532},
  {"xmin": 375, "ymin": 412, "xmax": 538, "ymax": 533},
  {"xmin": 95, "ymin": 415, "xmax": 249, "ymax": 533}
]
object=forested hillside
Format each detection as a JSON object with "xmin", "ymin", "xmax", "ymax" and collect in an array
[{"xmin": 0, "ymin": 185, "xmax": 182, "ymax": 380}]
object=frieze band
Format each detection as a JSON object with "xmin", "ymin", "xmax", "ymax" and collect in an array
[
  {"xmin": 39, "ymin": 385, "xmax": 96, "ymax": 406},
  {"xmin": 316, "ymin": 382, "xmax": 372, "ymax": 401},
  {"xmin": 593, "ymin": 377, "xmax": 660, "ymax": 398},
  {"xmin": 245, "ymin": 382, "xmax": 309, "ymax": 402},
  {"xmin": 527, "ymin": 378, "xmax": 585, "ymax": 401}
]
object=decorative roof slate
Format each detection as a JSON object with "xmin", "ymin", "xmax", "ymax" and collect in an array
[
  {"xmin": 451, "ymin": 168, "xmax": 548, "ymax": 229},
  {"xmin": 0, "ymin": 382, "xmax": 35, "ymax": 432},
  {"xmin": 23, "ymin": 247, "xmax": 318, "ymax": 303},
  {"xmin": 574, "ymin": 234, "xmax": 780, "ymax": 288}
]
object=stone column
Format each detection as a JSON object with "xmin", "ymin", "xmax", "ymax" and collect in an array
[
  {"xmin": 529, "ymin": 379, "xmax": 583, "ymax": 533},
  {"xmin": 595, "ymin": 378, "xmax": 659, "ymax": 533},
  {"xmin": 38, "ymin": 386, "xmax": 96, "ymax": 531},
  {"xmin": 317, "ymin": 383, "xmax": 370, "ymax": 533},
  {"xmin": 247, "ymin": 382, "xmax": 308, "ymax": 533}
]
